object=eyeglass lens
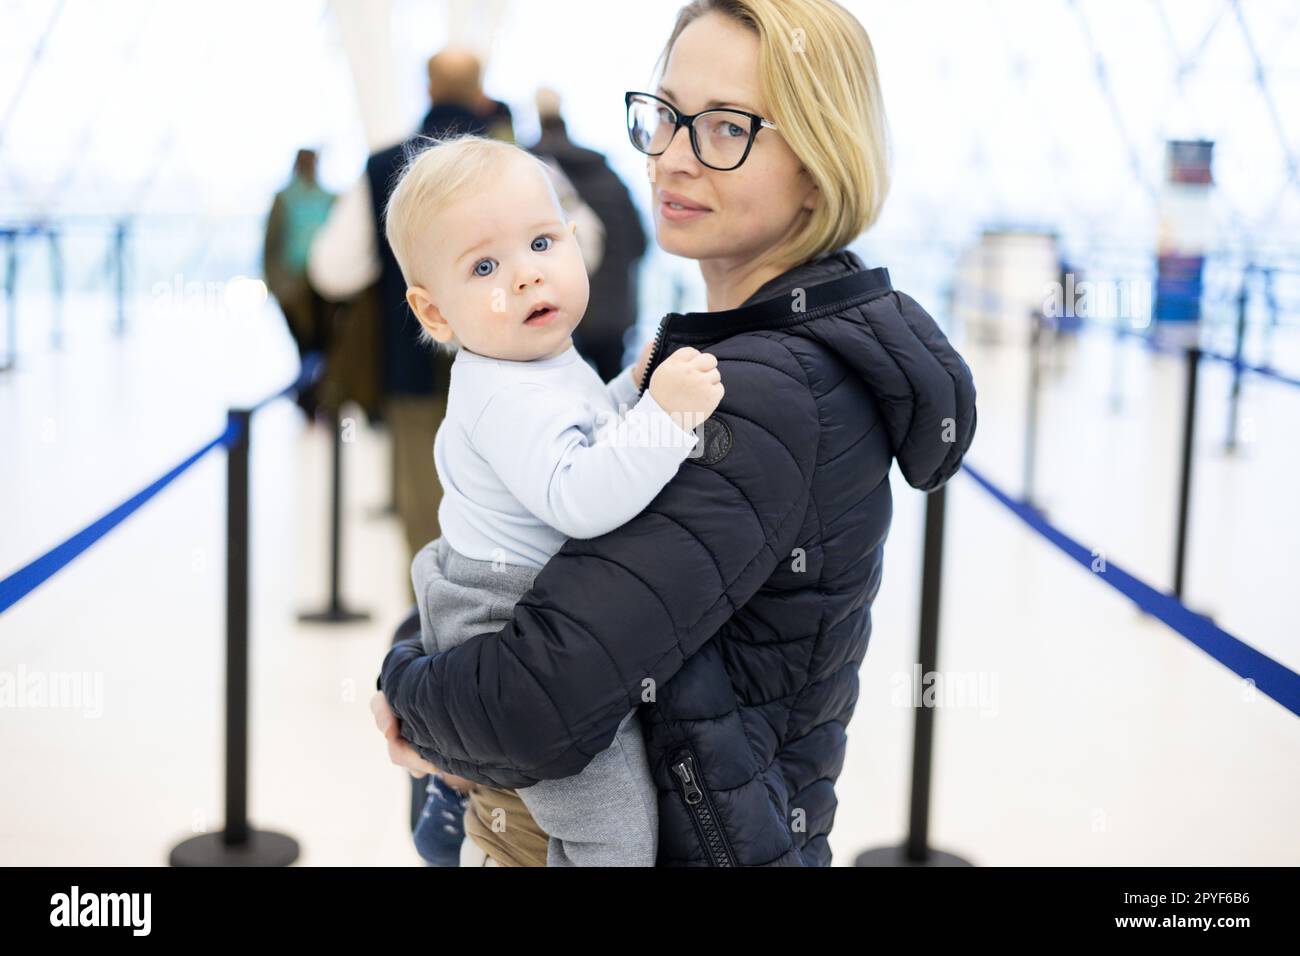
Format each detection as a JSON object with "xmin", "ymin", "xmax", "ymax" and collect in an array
[{"xmin": 628, "ymin": 96, "xmax": 754, "ymax": 170}]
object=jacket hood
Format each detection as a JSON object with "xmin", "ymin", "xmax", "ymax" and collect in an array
[{"xmin": 744, "ymin": 249, "xmax": 977, "ymax": 491}]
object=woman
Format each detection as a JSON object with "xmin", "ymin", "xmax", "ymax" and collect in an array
[{"xmin": 373, "ymin": 0, "xmax": 976, "ymax": 866}]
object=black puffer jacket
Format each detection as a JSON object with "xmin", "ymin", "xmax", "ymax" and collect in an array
[{"xmin": 379, "ymin": 248, "xmax": 977, "ymax": 866}]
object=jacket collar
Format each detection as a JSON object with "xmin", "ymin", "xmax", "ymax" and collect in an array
[{"xmin": 662, "ymin": 250, "xmax": 892, "ymax": 343}]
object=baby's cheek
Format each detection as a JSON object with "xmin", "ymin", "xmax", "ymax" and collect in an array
[{"xmin": 569, "ymin": 256, "xmax": 592, "ymax": 308}]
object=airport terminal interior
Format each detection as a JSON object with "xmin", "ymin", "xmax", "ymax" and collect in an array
[{"xmin": 1, "ymin": 0, "xmax": 1297, "ymax": 866}]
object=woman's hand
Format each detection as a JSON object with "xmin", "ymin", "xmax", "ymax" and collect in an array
[
  {"xmin": 370, "ymin": 691, "xmax": 442, "ymax": 778},
  {"xmin": 438, "ymin": 772, "xmax": 479, "ymax": 795}
]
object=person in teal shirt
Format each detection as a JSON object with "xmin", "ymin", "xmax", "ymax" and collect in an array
[{"xmin": 263, "ymin": 149, "xmax": 334, "ymax": 417}]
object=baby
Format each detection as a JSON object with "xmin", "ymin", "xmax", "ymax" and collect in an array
[{"xmin": 383, "ymin": 135, "xmax": 724, "ymax": 866}]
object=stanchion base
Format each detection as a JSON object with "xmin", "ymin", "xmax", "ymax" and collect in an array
[
  {"xmin": 169, "ymin": 830, "xmax": 299, "ymax": 867},
  {"xmin": 855, "ymin": 844, "xmax": 973, "ymax": 867},
  {"xmin": 298, "ymin": 607, "xmax": 372, "ymax": 625}
]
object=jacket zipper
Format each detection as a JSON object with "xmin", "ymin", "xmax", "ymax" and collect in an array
[
  {"xmin": 637, "ymin": 314, "xmax": 673, "ymax": 396},
  {"xmin": 670, "ymin": 749, "xmax": 736, "ymax": 867}
]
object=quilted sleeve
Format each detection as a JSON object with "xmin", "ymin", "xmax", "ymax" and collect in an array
[{"xmin": 379, "ymin": 338, "xmax": 819, "ymax": 789}]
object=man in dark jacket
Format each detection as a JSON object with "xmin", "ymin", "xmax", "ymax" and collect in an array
[
  {"xmin": 378, "ymin": 249, "xmax": 976, "ymax": 865},
  {"xmin": 309, "ymin": 49, "xmax": 496, "ymax": 564},
  {"xmin": 531, "ymin": 88, "xmax": 647, "ymax": 381}
]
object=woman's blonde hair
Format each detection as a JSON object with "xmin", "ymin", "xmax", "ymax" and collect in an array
[
  {"xmin": 656, "ymin": 0, "xmax": 890, "ymax": 271},
  {"xmin": 384, "ymin": 135, "xmax": 556, "ymax": 351}
]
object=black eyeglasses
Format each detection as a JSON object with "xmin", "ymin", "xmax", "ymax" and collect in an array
[{"xmin": 625, "ymin": 91, "xmax": 778, "ymax": 171}]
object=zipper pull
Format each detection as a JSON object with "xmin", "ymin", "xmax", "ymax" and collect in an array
[{"xmin": 672, "ymin": 757, "xmax": 703, "ymax": 805}]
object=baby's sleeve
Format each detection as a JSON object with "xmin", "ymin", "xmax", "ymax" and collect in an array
[
  {"xmin": 470, "ymin": 382, "xmax": 698, "ymax": 540},
  {"xmin": 604, "ymin": 363, "xmax": 641, "ymax": 410}
]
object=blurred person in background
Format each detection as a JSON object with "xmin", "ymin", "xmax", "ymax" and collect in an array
[
  {"xmin": 309, "ymin": 47, "xmax": 604, "ymax": 567},
  {"xmin": 532, "ymin": 88, "xmax": 648, "ymax": 381},
  {"xmin": 476, "ymin": 86, "xmax": 516, "ymax": 141},
  {"xmin": 309, "ymin": 50, "xmax": 492, "ymax": 570},
  {"xmin": 263, "ymin": 148, "xmax": 334, "ymax": 418}
]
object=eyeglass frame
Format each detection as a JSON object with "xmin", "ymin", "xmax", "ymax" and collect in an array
[{"xmin": 624, "ymin": 90, "xmax": 778, "ymax": 171}]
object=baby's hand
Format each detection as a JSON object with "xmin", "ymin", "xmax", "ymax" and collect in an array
[{"xmin": 649, "ymin": 347, "xmax": 724, "ymax": 426}]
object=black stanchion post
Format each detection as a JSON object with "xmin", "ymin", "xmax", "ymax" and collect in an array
[
  {"xmin": 1023, "ymin": 309, "xmax": 1042, "ymax": 507},
  {"xmin": 1224, "ymin": 279, "xmax": 1248, "ymax": 453},
  {"xmin": 299, "ymin": 399, "xmax": 370, "ymax": 624},
  {"xmin": 226, "ymin": 408, "xmax": 251, "ymax": 845},
  {"xmin": 1172, "ymin": 346, "xmax": 1201, "ymax": 601},
  {"xmin": 856, "ymin": 484, "xmax": 972, "ymax": 867},
  {"xmin": 170, "ymin": 409, "xmax": 299, "ymax": 866}
]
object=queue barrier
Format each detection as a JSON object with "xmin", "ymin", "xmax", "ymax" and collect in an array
[{"xmin": 1, "ymin": 353, "xmax": 326, "ymax": 866}]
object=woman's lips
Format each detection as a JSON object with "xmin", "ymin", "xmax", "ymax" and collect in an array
[
  {"xmin": 524, "ymin": 307, "xmax": 560, "ymax": 327},
  {"xmin": 660, "ymin": 199, "xmax": 711, "ymax": 223}
]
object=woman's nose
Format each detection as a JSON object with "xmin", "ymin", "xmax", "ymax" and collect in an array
[{"xmin": 657, "ymin": 124, "xmax": 701, "ymax": 176}]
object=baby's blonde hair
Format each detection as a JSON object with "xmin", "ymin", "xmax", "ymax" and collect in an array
[{"xmin": 383, "ymin": 135, "xmax": 555, "ymax": 351}]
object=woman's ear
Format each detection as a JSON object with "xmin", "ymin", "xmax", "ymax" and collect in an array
[{"xmin": 406, "ymin": 286, "xmax": 454, "ymax": 343}]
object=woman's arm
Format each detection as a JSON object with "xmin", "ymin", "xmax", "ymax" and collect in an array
[{"xmin": 379, "ymin": 336, "xmax": 821, "ymax": 790}]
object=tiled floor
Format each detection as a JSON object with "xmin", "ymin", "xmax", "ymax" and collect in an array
[{"xmin": 1, "ymin": 294, "xmax": 1297, "ymax": 865}]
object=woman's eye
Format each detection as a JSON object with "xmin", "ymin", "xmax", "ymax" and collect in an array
[
  {"xmin": 473, "ymin": 258, "xmax": 497, "ymax": 277},
  {"xmin": 705, "ymin": 117, "xmax": 746, "ymax": 138},
  {"xmin": 531, "ymin": 235, "xmax": 552, "ymax": 252}
]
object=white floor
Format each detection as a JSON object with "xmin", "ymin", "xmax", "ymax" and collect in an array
[{"xmin": 1, "ymin": 294, "xmax": 1297, "ymax": 866}]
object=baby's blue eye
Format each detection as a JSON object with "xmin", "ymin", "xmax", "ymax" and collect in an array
[
  {"xmin": 531, "ymin": 235, "xmax": 552, "ymax": 252},
  {"xmin": 473, "ymin": 258, "xmax": 497, "ymax": 277}
]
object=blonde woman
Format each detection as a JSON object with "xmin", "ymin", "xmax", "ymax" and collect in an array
[{"xmin": 375, "ymin": 0, "xmax": 977, "ymax": 866}]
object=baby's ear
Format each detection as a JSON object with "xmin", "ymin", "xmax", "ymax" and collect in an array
[{"xmin": 406, "ymin": 286, "xmax": 454, "ymax": 343}]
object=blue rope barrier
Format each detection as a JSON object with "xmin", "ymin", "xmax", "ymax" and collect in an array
[
  {"xmin": 961, "ymin": 462, "xmax": 1300, "ymax": 718},
  {"xmin": 251, "ymin": 351, "xmax": 325, "ymax": 413},
  {"xmin": 0, "ymin": 422, "xmax": 238, "ymax": 615},
  {"xmin": 1198, "ymin": 348, "xmax": 1300, "ymax": 391},
  {"xmin": 1076, "ymin": 316, "xmax": 1300, "ymax": 389},
  {"xmin": 0, "ymin": 356, "xmax": 324, "ymax": 617}
]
